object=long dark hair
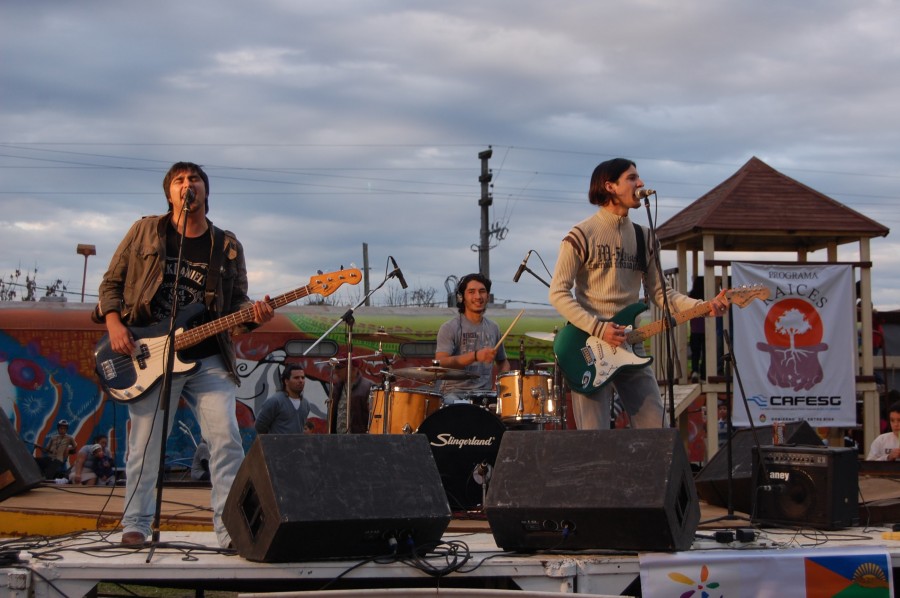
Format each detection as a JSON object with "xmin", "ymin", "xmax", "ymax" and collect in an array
[
  {"xmin": 588, "ymin": 158, "xmax": 635, "ymax": 206},
  {"xmin": 455, "ymin": 273, "xmax": 491, "ymax": 313}
]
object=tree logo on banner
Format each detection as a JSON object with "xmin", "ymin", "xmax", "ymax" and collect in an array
[{"xmin": 757, "ymin": 298, "xmax": 828, "ymax": 392}]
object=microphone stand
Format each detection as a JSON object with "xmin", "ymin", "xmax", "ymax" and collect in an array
[
  {"xmin": 700, "ymin": 329, "xmax": 771, "ymax": 525},
  {"xmin": 513, "ymin": 252, "xmax": 568, "ymax": 429},
  {"xmin": 518, "ymin": 264, "xmax": 551, "ymax": 289},
  {"xmin": 642, "ymin": 195, "xmax": 678, "ymax": 429},
  {"xmin": 148, "ymin": 201, "xmax": 193, "ymax": 562},
  {"xmin": 303, "ymin": 269, "xmax": 397, "ymax": 433},
  {"xmin": 315, "ymin": 353, "xmax": 383, "ymax": 433}
]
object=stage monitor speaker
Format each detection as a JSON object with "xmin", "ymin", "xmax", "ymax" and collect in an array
[
  {"xmin": 223, "ymin": 434, "xmax": 451, "ymax": 563},
  {"xmin": 484, "ymin": 429, "xmax": 700, "ymax": 552},
  {"xmin": 751, "ymin": 445, "xmax": 858, "ymax": 529},
  {"xmin": 694, "ymin": 420, "xmax": 822, "ymax": 514},
  {"xmin": 0, "ymin": 410, "xmax": 42, "ymax": 502}
]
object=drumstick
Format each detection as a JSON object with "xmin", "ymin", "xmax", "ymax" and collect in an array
[{"xmin": 494, "ymin": 308, "xmax": 525, "ymax": 350}]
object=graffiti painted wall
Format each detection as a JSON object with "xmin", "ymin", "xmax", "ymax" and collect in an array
[{"xmin": 0, "ymin": 303, "xmax": 565, "ymax": 470}]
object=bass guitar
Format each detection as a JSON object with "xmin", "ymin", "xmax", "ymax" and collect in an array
[
  {"xmin": 553, "ymin": 285, "xmax": 769, "ymax": 394},
  {"xmin": 94, "ymin": 268, "xmax": 362, "ymax": 403}
]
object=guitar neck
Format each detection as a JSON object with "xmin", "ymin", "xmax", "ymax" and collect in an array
[
  {"xmin": 174, "ymin": 286, "xmax": 312, "ymax": 351},
  {"xmin": 626, "ymin": 301, "xmax": 711, "ymax": 344}
]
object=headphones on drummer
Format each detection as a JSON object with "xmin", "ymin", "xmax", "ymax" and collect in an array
[{"xmin": 455, "ymin": 273, "xmax": 491, "ymax": 313}]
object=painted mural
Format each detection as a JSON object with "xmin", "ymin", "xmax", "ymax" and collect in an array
[{"xmin": 0, "ymin": 303, "xmax": 714, "ymax": 474}]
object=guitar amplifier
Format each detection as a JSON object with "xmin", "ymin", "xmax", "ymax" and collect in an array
[{"xmin": 751, "ymin": 445, "xmax": 858, "ymax": 529}]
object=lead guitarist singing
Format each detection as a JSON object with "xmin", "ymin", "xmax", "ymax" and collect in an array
[
  {"xmin": 91, "ymin": 162, "xmax": 274, "ymax": 548},
  {"xmin": 548, "ymin": 158, "xmax": 728, "ymax": 430}
]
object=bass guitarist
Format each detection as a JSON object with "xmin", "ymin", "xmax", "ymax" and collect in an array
[
  {"xmin": 549, "ymin": 158, "xmax": 728, "ymax": 430},
  {"xmin": 92, "ymin": 161, "xmax": 273, "ymax": 548}
]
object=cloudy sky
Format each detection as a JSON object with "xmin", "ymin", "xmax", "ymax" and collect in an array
[{"xmin": 2, "ymin": 1, "xmax": 900, "ymax": 313}]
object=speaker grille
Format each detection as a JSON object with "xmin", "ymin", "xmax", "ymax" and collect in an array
[
  {"xmin": 484, "ymin": 429, "xmax": 700, "ymax": 552},
  {"xmin": 751, "ymin": 445, "xmax": 858, "ymax": 529},
  {"xmin": 694, "ymin": 421, "xmax": 822, "ymax": 514},
  {"xmin": 223, "ymin": 434, "xmax": 451, "ymax": 562},
  {"xmin": 0, "ymin": 410, "xmax": 42, "ymax": 502}
]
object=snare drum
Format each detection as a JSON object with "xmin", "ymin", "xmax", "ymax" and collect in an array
[
  {"xmin": 462, "ymin": 390, "xmax": 498, "ymax": 410},
  {"xmin": 496, "ymin": 370, "xmax": 556, "ymax": 423},
  {"xmin": 368, "ymin": 388, "xmax": 442, "ymax": 434}
]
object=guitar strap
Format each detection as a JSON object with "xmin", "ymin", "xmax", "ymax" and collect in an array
[
  {"xmin": 204, "ymin": 226, "xmax": 225, "ymax": 311},
  {"xmin": 632, "ymin": 222, "xmax": 647, "ymax": 273}
]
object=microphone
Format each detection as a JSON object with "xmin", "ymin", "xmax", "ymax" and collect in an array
[
  {"xmin": 184, "ymin": 187, "xmax": 196, "ymax": 208},
  {"xmin": 635, "ymin": 188, "xmax": 656, "ymax": 199},
  {"xmin": 389, "ymin": 257, "xmax": 408, "ymax": 289},
  {"xmin": 513, "ymin": 250, "xmax": 532, "ymax": 283}
]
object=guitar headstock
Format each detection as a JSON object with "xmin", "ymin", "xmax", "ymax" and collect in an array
[
  {"xmin": 308, "ymin": 268, "xmax": 363, "ymax": 297},
  {"xmin": 726, "ymin": 285, "xmax": 771, "ymax": 308}
]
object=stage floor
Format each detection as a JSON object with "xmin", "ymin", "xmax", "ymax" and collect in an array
[{"xmin": 2, "ymin": 481, "xmax": 900, "ymax": 596}]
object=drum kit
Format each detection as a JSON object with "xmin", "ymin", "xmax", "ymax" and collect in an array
[{"xmin": 364, "ymin": 330, "xmax": 565, "ymax": 512}]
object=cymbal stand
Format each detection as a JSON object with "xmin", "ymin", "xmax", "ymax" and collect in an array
[
  {"xmin": 314, "ymin": 352, "xmax": 384, "ymax": 434},
  {"xmin": 303, "ymin": 265, "xmax": 400, "ymax": 433},
  {"xmin": 511, "ymin": 252, "xmax": 568, "ymax": 429},
  {"xmin": 516, "ymin": 338, "xmax": 526, "ymax": 421}
]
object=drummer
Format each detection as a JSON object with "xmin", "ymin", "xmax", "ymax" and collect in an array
[{"xmin": 434, "ymin": 273, "xmax": 510, "ymax": 404}]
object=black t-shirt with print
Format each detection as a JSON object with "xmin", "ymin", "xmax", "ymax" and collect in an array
[{"xmin": 150, "ymin": 223, "xmax": 220, "ymax": 359}]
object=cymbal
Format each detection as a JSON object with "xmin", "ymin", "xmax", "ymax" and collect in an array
[
  {"xmin": 315, "ymin": 354, "xmax": 386, "ymax": 366},
  {"xmin": 533, "ymin": 362, "xmax": 556, "ymax": 369},
  {"xmin": 525, "ymin": 331, "xmax": 556, "ymax": 343},
  {"xmin": 393, "ymin": 366, "xmax": 479, "ymax": 381}
]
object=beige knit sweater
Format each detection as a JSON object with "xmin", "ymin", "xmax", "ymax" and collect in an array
[{"xmin": 549, "ymin": 208, "xmax": 702, "ymax": 340}]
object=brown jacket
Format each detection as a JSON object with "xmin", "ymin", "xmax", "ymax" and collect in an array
[{"xmin": 92, "ymin": 214, "xmax": 256, "ymax": 382}]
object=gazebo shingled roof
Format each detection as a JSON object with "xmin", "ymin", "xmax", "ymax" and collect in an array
[{"xmin": 655, "ymin": 156, "xmax": 889, "ymax": 252}]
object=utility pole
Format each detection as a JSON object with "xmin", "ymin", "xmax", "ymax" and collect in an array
[
  {"xmin": 477, "ymin": 147, "xmax": 493, "ymax": 279},
  {"xmin": 362, "ymin": 243, "xmax": 370, "ymax": 306}
]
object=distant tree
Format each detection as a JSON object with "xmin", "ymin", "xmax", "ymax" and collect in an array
[
  {"xmin": 410, "ymin": 287, "xmax": 438, "ymax": 307},
  {"xmin": 0, "ymin": 266, "xmax": 68, "ymax": 301},
  {"xmin": 44, "ymin": 279, "xmax": 67, "ymax": 298},
  {"xmin": 383, "ymin": 286, "xmax": 438, "ymax": 307},
  {"xmin": 0, "ymin": 269, "xmax": 21, "ymax": 301}
]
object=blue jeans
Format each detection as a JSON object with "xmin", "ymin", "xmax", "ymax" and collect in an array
[
  {"xmin": 122, "ymin": 355, "xmax": 243, "ymax": 547},
  {"xmin": 570, "ymin": 345, "xmax": 664, "ymax": 430}
]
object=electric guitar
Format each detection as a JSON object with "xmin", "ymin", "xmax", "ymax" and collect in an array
[
  {"xmin": 94, "ymin": 268, "xmax": 362, "ymax": 403},
  {"xmin": 553, "ymin": 286, "xmax": 770, "ymax": 394}
]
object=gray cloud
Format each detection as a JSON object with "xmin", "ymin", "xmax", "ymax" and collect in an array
[{"xmin": 2, "ymin": 1, "xmax": 899, "ymax": 311}]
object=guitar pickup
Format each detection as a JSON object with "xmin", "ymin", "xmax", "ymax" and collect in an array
[
  {"xmin": 580, "ymin": 345, "xmax": 596, "ymax": 366},
  {"xmin": 134, "ymin": 343, "xmax": 150, "ymax": 370},
  {"xmin": 99, "ymin": 359, "xmax": 116, "ymax": 381}
]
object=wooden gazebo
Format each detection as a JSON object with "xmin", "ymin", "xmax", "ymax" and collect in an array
[{"xmin": 655, "ymin": 156, "xmax": 889, "ymax": 460}]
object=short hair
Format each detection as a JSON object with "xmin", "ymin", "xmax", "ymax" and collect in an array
[
  {"xmin": 455, "ymin": 273, "xmax": 491, "ymax": 313},
  {"xmin": 588, "ymin": 158, "xmax": 636, "ymax": 206},
  {"xmin": 889, "ymin": 401, "xmax": 900, "ymax": 416},
  {"xmin": 162, "ymin": 162, "xmax": 210, "ymax": 213},
  {"xmin": 93, "ymin": 434, "xmax": 108, "ymax": 443},
  {"xmin": 280, "ymin": 364, "xmax": 305, "ymax": 388}
]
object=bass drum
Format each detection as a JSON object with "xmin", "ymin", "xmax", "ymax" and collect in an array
[{"xmin": 417, "ymin": 404, "xmax": 506, "ymax": 512}]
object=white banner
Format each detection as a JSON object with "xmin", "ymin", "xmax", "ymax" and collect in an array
[
  {"xmin": 640, "ymin": 546, "xmax": 892, "ymax": 597},
  {"xmin": 730, "ymin": 263, "xmax": 856, "ymax": 427}
]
